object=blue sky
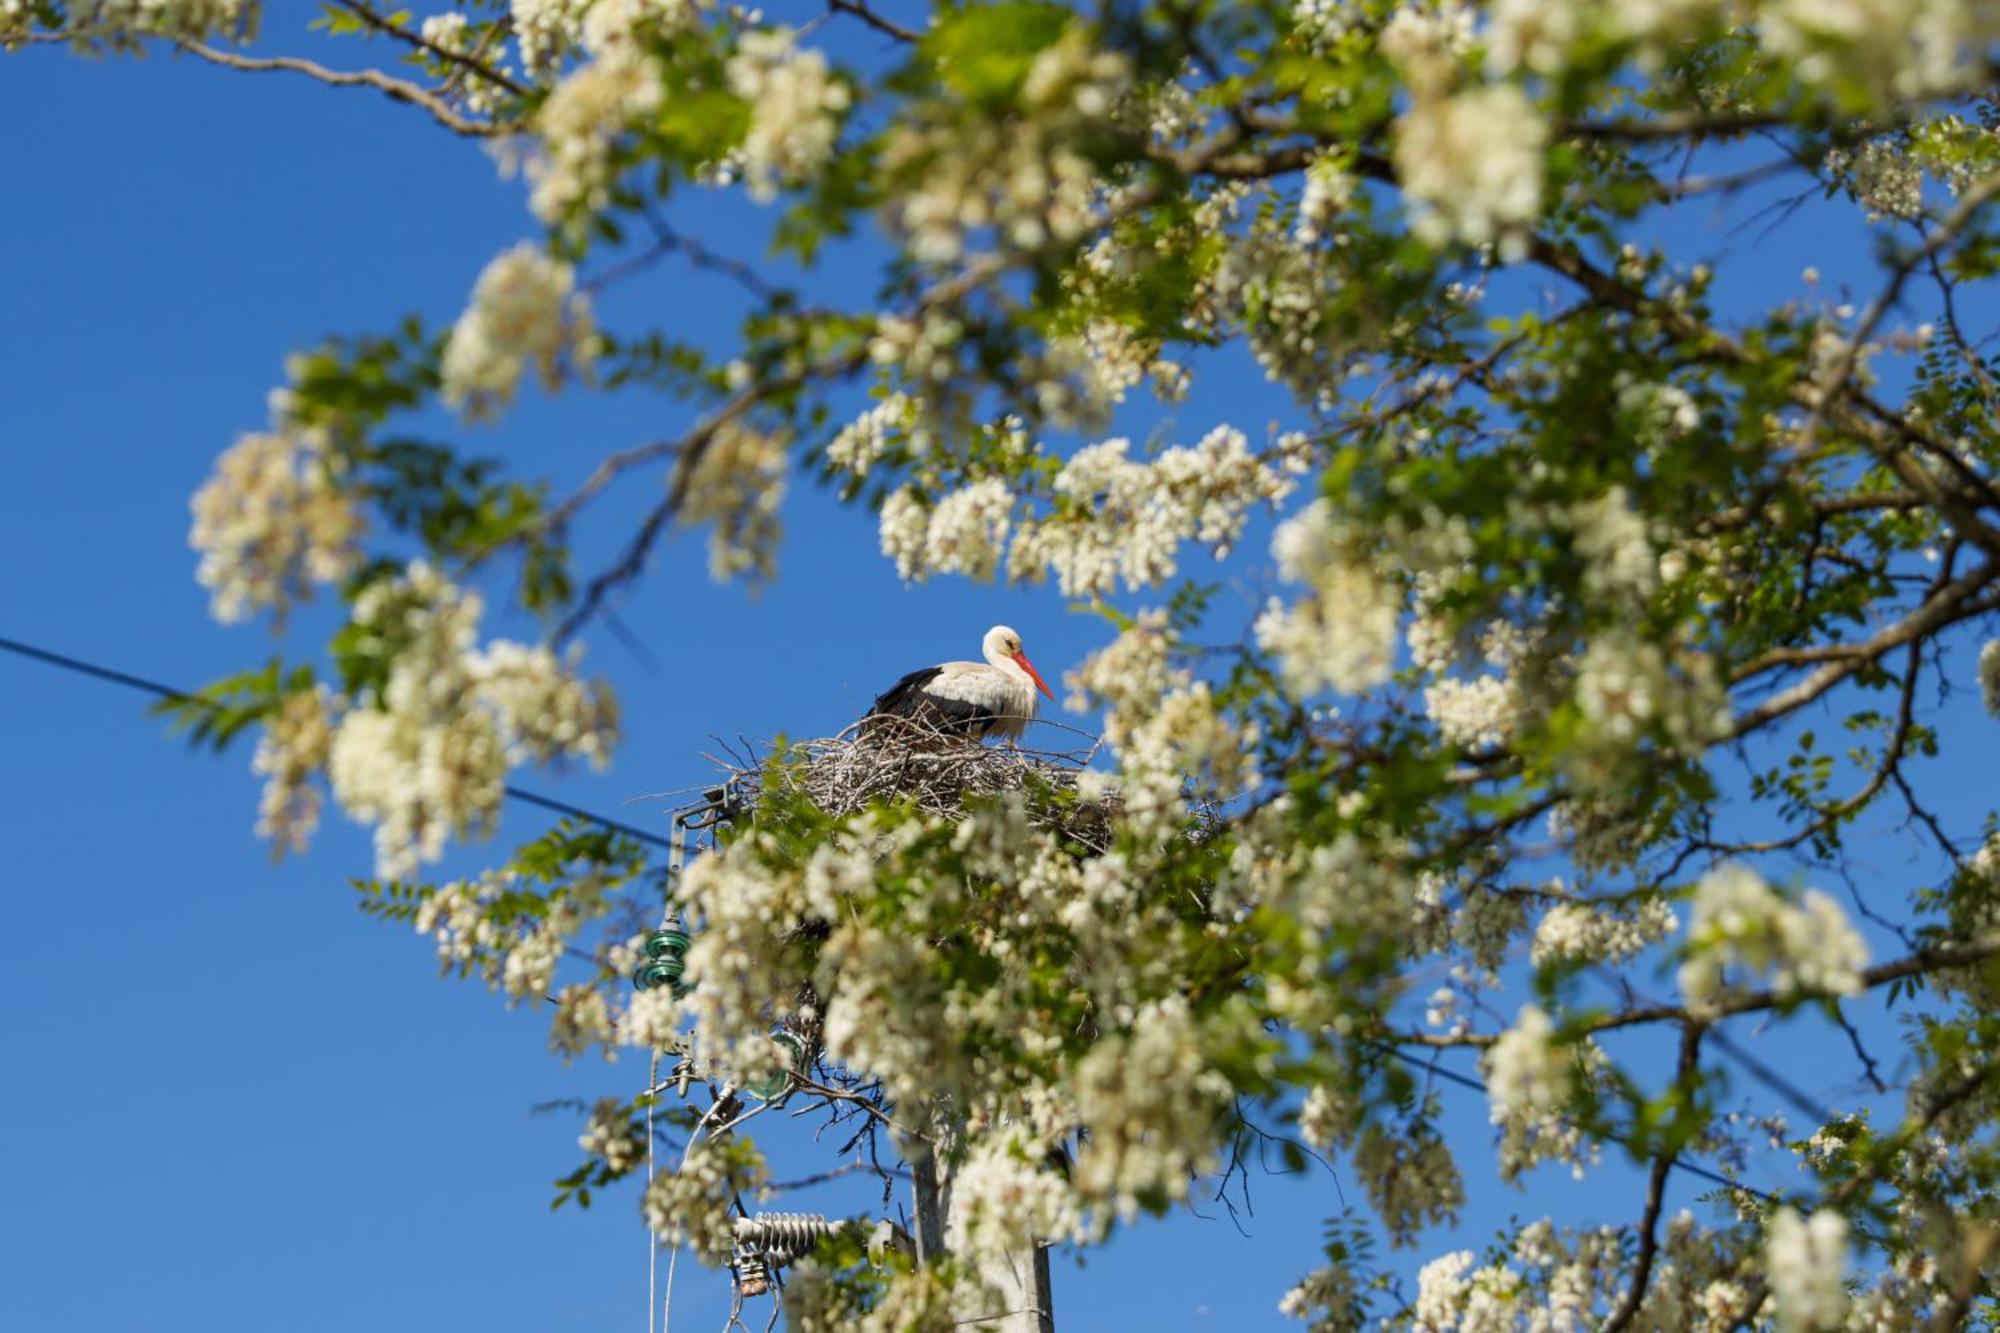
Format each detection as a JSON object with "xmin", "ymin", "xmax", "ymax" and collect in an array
[{"xmin": 3, "ymin": 13, "xmax": 1994, "ymax": 1333}]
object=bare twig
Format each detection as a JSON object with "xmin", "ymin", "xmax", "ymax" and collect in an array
[
  {"xmin": 330, "ymin": 0, "xmax": 529, "ymax": 97},
  {"xmin": 1602, "ymin": 1022, "xmax": 1704, "ymax": 1333},
  {"xmin": 826, "ymin": 0, "xmax": 922, "ymax": 43},
  {"xmin": 172, "ymin": 39, "xmax": 504, "ymax": 137}
]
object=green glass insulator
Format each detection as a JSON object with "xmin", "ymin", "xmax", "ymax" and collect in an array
[
  {"xmin": 742, "ymin": 1068, "xmax": 787, "ymax": 1100},
  {"xmin": 633, "ymin": 958, "xmax": 681, "ymax": 992},
  {"xmin": 744, "ymin": 1029, "xmax": 812, "ymax": 1100},
  {"xmin": 773, "ymin": 1028, "xmax": 811, "ymax": 1075},
  {"xmin": 644, "ymin": 928, "xmax": 691, "ymax": 961}
]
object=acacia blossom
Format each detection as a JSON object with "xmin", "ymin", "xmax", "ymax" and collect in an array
[
  {"xmin": 726, "ymin": 29, "xmax": 849, "ymax": 203},
  {"xmin": 1395, "ymin": 83, "xmax": 1547, "ymax": 255},
  {"xmin": 325, "ymin": 563, "xmax": 617, "ymax": 878},
  {"xmin": 440, "ymin": 244, "xmax": 598, "ymax": 420},
  {"xmin": 1765, "ymin": 1207, "xmax": 1850, "ymax": 1332},
  {"xmin": 1256, "ymin": 499, "xmax": 1402, "ymax": 698},
  {"xmin": 189, "ymin": 427, "xmax": 363, "ymax": 623},
  {"xmin": 1679, "ymin": 864, "xmax": 1869, "ymax": 1006}
]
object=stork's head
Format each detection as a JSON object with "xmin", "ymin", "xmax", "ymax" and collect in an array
[{"xmin": 984, "ymin": 624, "xmax": 1055, "ymax": 700}]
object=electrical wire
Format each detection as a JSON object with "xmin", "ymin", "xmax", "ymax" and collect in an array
[
  {"xmin": 2, "ymin": 634, "xmax": 1791, "ymax": 1230},
  {"xmin": 0, "ymin": 631, "xmax": 695, "ymax": 1325},
  {"xmin": 1365, "ymin": 1039, "xmax": 1783, "ymax": 1205},
  {"xmin": 0, "ymin": 632, "xmax": 674, "ymax": 850}
]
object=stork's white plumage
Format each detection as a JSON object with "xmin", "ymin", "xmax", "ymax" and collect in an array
[{"xmin": 861, "ymin": 625, "xmax": 1056, "ymax": 743}]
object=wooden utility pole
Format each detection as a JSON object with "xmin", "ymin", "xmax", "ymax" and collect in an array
[{"xmin": 909, "ymin": 1120, "xmax": 1055, "ymax": 1333}]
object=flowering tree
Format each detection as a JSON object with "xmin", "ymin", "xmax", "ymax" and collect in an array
[{"xmin": 15, "ymin": 0, "xmax": 2000, "ymax": 1327}]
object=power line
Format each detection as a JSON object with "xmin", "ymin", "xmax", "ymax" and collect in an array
[
  {"xmin": 0, "ymin": 632, "xmax": 674, "ymax": 851},
  {"xmin": 1, "ymin": 632, "xmax": 1790, "ymax": 1209},
  {"xmin": 1365, "ymin": 1040, "xmax": 1784, "ymax": 1206}
]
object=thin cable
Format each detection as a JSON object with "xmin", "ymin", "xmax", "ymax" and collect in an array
[
  {"xmin": 1365, "ymin": 1039, "xmax": 1782, "ymax": 1205},
  {"xmin": 0, "ymin": 632, "xmax": 674, "ymax": 850},
  {"xmin": 664, "ymin": 1094, "xmax": 732, "ymax": 1333},
  {"xmin": 0, "ymin": 631, "xmax": 725, "ymax": 1317},
  {"xmin": 2, "ymin": 637, "xmax": 1789, "ymax": 1226},
  {"xmin": 648, "ymin": 1049, "xmax": 660, "ymax": 1333}
]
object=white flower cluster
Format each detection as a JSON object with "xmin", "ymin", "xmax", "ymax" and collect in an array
[
  {"xmin": 1423, "ymin": 674, "xmax": 1521, "ymax": 749},
  {"xmin": 1298, "ymin": 1083, "xmax": 1360, "ymax": 1150},
  {"xmin": 251, "ymin": 684, "xmax": 334, "ymax": 856},
  {"xmin": 1485, "ymin": 0, "xmax": 1579, "ymax": 75},
  {"xmin": 1571, "ymin": 627, "xmax": 1729, "ymax": 761},
  {"xmin": 413, "ymin": 870, "xmax": 508, "ymax": 974},
  {"xmin": 1414, "ymin": 611, "xmax": 1533, "ymax": 750},
  {"xmin": 1354, "ymin": 1119, "xmax": 1465, "ymax": 1246},
  {"xmin": 1479, "ymin": 1005, "xmax": 1607, "ymax": 1181},
  {"xmin": 1277, "ymin": 1261, "xmax": 1359, "ymax": 1329},
  {"xmin": 440, "ymin": 243, "xmax": 598, "ymax": 421},
  {"xmin": 726, "ymin": 29, "xmax": 849, "ymax": 203},
  {"xmin": 678, "ymin": 421, "xmax": 788, "ymax": 582},
  {"xmin": 548, "ymin": 981, "xmax": 614, "ymax": 1057},
  {"xmin": 464, "ymin": 640, "xmax": 619, "ymax": 766},
  {"xmin": 1396, "ymin": 1211, "xmax": 1764, "ymax": 1331},
  {"xmin": 1764, "ymin": 1207, "xmax": 1849, "ymax": 1332},
  {"xmin": 946, "ymin": 1135, "xmax": 1083, "ymax": 1268},
  {"xmin": 1485, "ymin": 0, "xmax": 1714, "ymax": 76},
  {"xmin": 1291, "ymin": 0, "xmax": 1362, "ymax": 49},
  {"xmin": 1615, "ymin": 374, "xmax": 1703, "ymax": 448},
  {"xmin": 1574, "ymin": 629, "xmax": 1666, "ymax": 741},
  {"xmin": 330, "ymin": 705, "xmax": 505, "ymax": 880},
  {"xmin": 27, "ymin": 0, "xmax": 258, "ymax": 40},
  {"xmin": 1979, "ymin": 639, "xmax": 2000, "ymax": 717},
  {"xmin": 510, "ymin": 0, "xmax": 587, "ymax": 74},
  {"xmin": 326, "ymin": 563, "xmax": 617, "ymax": 878},
  {"xmin": 880, "ymin": 478, "xmax": 1014, "ymax": 582},
  {"xmin": 1678, "ymin": 863, "xmax": 1869, "ymax": 1006},
  {"xmin": 665, "ymin": 829, "xmax": 855, "ymax": 1087},
  {"xmin": 1040, "ymin": 242, "xmax": 1194, "ymax": 413},
  {"xmin": 520, "ymin": 4, "xmax": 693, "ymax": 223},
  {"xmin": 1530, "ymin": 894, "xmax": 1679, "ymax": 967},
  {"xmin": 1378, "ymin": 0, "xmax": 1478, "ymax": 86},
  {"xmin": 825, "ymin": 394, "xmax": 916, "ymax": 477},
  {"xmin": 416, "ymin": 13, "xmax": 510, "ymax": 117},
  {"xmin": 1394, "ymin": 82, "xmax": 1546, "ymax": 256},
  {"xmin": 874, "ymin": 426, "xmax": 1296, "ymax": 594},
  {"xmin": 884, "ymin": 24, "xmax": 1125, "ymax": 263},
  {"xmin": 1760, "ymin": 0, "xmax": 2000, "ymax": 103},
  {"xmin": 413, "ymin": 863, "xmax": 614, "ymax": 1032},
  {"xmin": 1826, "ymin": 138, "xmax": 1926, "ymax": 221},
  {"xmin": 1295, "ymin": 154, "xmax": 1355, "ymax": 245},
  {"xmin": 189, "ymin": 427, "xmax": 363, "ymax": 623},
  {"xmin": 578, "ymin": 1096, "xmax": 643, "ymax": 1174},
  {"xmin": 1011, "ymin": 427, "xmax": 1298, "ymax": 596},
  {"xmin": 1571, "ymin": 486, "xmax": 1657, "ymax": 601},
  {"xmin": 1209, "ymin": 218, "xmax": 1350, "ymax": 404},
  {"xmin": 1068, "ymin": 996, "xmax": 1232, "ymax": 1221},
  {"xmin": 1483, "ymin": 1004, "xmax": 1570, "ymax": 1124},
  {"xmin": 1070, "ymin": 613, "xmax": 1261, "ymax": 839},
  {"xmin": 640, "ymin": 1138, "xmax": 766, "ymax": 1265},
  {"xmin": 1256, "ymin": 499, "xmax": 1402, "ymax": 698}
]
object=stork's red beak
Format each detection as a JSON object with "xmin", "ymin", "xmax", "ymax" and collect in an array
[{"xmin": 1014, "ymin": 650, "xmax": 1056, "ymax": 701}]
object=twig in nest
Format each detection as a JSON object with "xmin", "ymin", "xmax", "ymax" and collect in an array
[{"xmin": 703, "ymin": 719, "xmax": 1220, "ymax": 853}]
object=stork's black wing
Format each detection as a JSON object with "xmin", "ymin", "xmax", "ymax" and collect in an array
[{"xmin": 860, "ymin": 666, "xmax": 1005, "ymax": 738}]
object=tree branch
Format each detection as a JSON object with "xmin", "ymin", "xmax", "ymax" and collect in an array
[
  {"xmin": 172, "ymin": 40, "xmax": 505, "ymax": 137},
  {"xmin": 1391, "ymin": 931, "xmax": 2000, "ymax": 1049},
  {"xmin": 329, "ymin": 0, "xmax": 530, "ymax": 99},
  {"xmin": 1602, "ymin": 1022, "xmax": 1703, "ymax": 1333}
]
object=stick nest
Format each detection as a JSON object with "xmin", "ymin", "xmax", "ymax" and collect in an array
[{"xmin": 708, "ymin": 720, "xmax": 1134, "ymax": 851}]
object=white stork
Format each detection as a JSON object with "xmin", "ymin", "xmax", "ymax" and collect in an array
[{"xmin": 861, "ymin": 625, "xmax": 1056, "ymax": 743}]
